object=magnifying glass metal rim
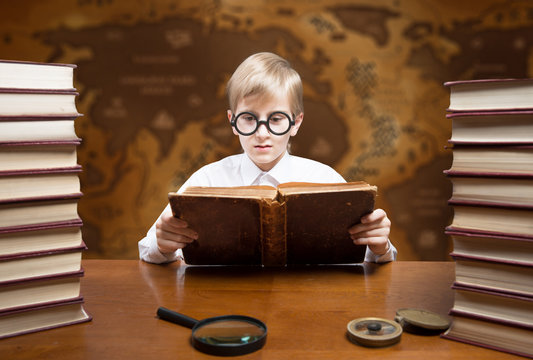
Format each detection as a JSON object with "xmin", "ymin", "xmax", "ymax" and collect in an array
[{"xmin": 157, "ymin": 307, "xmax": 267, "ymax": 357}]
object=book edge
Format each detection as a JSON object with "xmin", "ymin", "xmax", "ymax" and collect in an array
[
  {"xmin": 0, "ymin": 241, "xmax": 87, "ymax": 263},
  {"xmin": 0, "ymin": 165, "xmax": 82, "ymax": 177},
  {"xmin": 444, "ymin": 78, "xmax": 533, "ymax": 87},
  {"xmin": 450, "ymin": 252, "xmax": 533, "ymax": 267},
  {"xmin": 0, "ymin": 218, "xmax": 83, "ymax": 235},
  {"xmin": 0, "ymin": 59, "xmax": 76, "ymax": 68}
]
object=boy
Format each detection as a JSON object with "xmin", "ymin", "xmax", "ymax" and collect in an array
[{"xmin": 139, "ymin": 52, "xmax": 396, "ymax": 264}]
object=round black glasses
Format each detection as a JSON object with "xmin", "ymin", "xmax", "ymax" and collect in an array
[{"xmin": 231, "ymin": 111, "xmax": 295, "ymax": 136}]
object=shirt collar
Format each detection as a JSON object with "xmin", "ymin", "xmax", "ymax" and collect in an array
[{"xmin": 240, "ymin": 151, "xmax": 292, "ymax": 186}]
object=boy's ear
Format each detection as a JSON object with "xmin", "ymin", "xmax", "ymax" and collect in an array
[
  {"xmin": 228, "ymin": 110, "xmax": 239, "ymax": 136},
  {"xmin": 290, "ymin": 112, "xmax": 304, "ymax": 136}
]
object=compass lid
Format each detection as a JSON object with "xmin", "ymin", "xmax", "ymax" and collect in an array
[{"xmin": 394, "ymin": 308, "xmax": 450, "ymax": 334}]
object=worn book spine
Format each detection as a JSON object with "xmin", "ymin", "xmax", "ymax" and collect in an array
[{"xmin": 260, "ymin": 199, "xmax": 286, "ymax": 267}]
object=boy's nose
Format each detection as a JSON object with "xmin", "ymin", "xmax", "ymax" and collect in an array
[{"xmin": 255, "ymin": 122, "xmax": 270, "ymax": 137}]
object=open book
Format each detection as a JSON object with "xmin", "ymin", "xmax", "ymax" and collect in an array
[{"xmin": 168, "ymin": 181, "xmax": 377, "ymax": 266}]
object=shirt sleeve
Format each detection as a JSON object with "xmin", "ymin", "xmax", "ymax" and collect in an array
[{"xmin": 363, "ymin": 240, "xmax": 397, "ymax": 263}]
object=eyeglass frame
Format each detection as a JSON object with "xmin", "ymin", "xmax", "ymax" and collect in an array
[{"xmin": 230, "ymin": 111, "xmax": 296, "ymax": 136}]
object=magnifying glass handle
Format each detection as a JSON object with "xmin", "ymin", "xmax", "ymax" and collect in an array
[{"xmin": 157, "ymin": 307, "xmax": 199, "ymax": 329}]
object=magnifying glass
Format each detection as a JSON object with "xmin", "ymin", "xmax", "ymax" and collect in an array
[{"xmin": 157, "ymin": 307, "xmax": 267, "ymax": 356}]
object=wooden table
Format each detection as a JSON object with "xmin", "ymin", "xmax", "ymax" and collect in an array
[{"xmin": 0, "ymin": 260, "xmax": 521, "ymax": 359}]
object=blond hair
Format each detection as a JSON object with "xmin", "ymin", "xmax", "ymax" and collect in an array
[{"xmin": 226, "ymin": 52, "xmax": 303, "ymax": 115}]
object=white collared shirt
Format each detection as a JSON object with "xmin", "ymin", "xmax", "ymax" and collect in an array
[{"xmin": 138, "ymin": 152, "xmax": 397, "ymax": 264}]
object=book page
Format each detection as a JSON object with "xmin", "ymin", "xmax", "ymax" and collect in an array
[
  {"xmin": 177, "ymin": 185, "xmax": 278, "ymax": 200},
  {"xmin": 277, "ymin": 181, "xmax": 376, "ymax": 196}
]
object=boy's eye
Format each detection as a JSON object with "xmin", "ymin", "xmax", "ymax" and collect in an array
[{"xmin": 243, "ymin": 115, "xmax": 256, "ymax": 122}]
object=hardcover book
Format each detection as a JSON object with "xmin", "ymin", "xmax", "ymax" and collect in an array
[
  {"xmin": 0, "ymin": 115, "xmax": 79, "ymax": 143},
  {"xmin": 451, "ymin": 253, "xmax": 533, "ymax": 298},
  {"xmin": 446, "ymin": 143, "xmax": 533, "ymax": 176},
  {"xmin": 0, "ymin": 269, "xmax": 84, "ymax": 313},
  {"xmin": 0, "ymin": 60, "xmax": 75, "ymax": 90},
  {"xmin": 445, "ymin": 78, "xmax": 533, "ymax": 112},
  {"xmin": 0, "ymin": 88, "xmax": 79, "ymax": 117},
  {"xmin": 444, "ymin": 172, "xmax": 533, "ymax": 208},
  {"xmin": 0, "ymin": 140, "xmax": 80, "ymax": 171},
  {"xmin": 0, "ymin": 194, "xmax": 82, "ymax": 229},
  {"xmin": 448, "ymin": 110, "xmax": 533, "ymax": 144},
  {"xmin": 0, "ymin": 243, "xmax": 86, "ymax": 284},
  {"xmin": 0, "ymin": 167, "xmax": 81, "ymax": 202},
  {"xmin": 450, "ymin": 284, "xmax": 533, "ymax": 330},
  {"xmin": 0, "ymin": 219, "xmax": 83, "ymax": 257},
  {"xmin": 169, "ymin": 181, "xmax": 377, "ymax": 266},
  {"xmin": 0, "ymin": 298, "xmax": 91, "ymax": 340},
  {"xmin": 447, "ymin": 229, "xmax": 533, "ymax": 265},
  {"xmin": 448, "ymin": 203, "xmax": 533, "ymax": 239},
  {"xmin": 442, "ymin": 313, "xmax": 533, "ymax": 358}
]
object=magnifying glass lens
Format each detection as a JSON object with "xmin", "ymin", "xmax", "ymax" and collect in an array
[
  {"xmin": 194, "ymin": 318, "xmax": 265, "ymax": 345},
  {"xmin": 157, "ymin": 307, "xmax": 267, "ymax": 356}
]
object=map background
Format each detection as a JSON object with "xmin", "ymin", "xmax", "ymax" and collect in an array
[{"xmin": 1, "ymin": 0, "xmax": 532, "ymax": 260}]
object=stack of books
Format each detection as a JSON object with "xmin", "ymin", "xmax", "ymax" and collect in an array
[
  {"xmin": 442, "ymin": 78, "xmax": 533, "ymax": 358},
  {"xmin": 0, "ymin": 60, "xmax": 91, "ymax": 339}
]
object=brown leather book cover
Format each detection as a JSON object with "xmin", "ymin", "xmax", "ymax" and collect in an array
[
  {"xmin": 281, "ymin": 188, "xmax": 375, "ymax": 265},
  {"xmin": 169, "ymin": 181, "xmax": 376, "ymax": 266},
  {"xmin": 172, "ymin": 195, "xmax": 264, "ymax": 265}
]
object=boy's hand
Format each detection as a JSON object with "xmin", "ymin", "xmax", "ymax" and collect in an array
[
  {"xmin": 348, "ymin": 208, "xmax": 391, "ymax": 256},
  {"xmin": 155, "ymin": 208, "xmax": 198, "ymax": 255}
]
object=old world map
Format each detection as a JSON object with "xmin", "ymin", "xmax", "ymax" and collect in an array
[{"xmin": 1, "ymin": 0, "xmax": 532, "ymax": 259}]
